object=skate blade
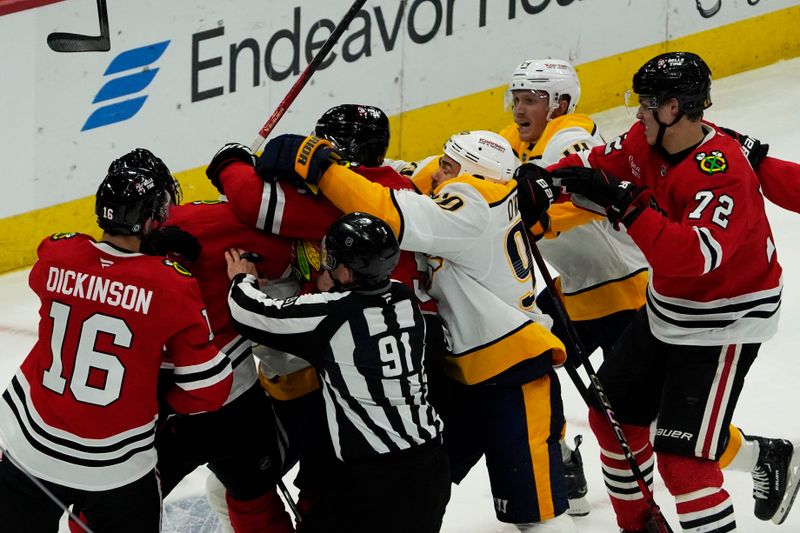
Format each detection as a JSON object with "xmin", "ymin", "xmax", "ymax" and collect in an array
[
  {"xmin": 773, "ymin": 444, "xmax": 800, "ymax": 525},
  {"xmin": 566, "ymin": 496, "xmax": 590, "ymax": 517}
]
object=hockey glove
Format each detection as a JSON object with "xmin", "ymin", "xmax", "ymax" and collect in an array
[
  {"xmin": 141, "ymin": 226, "xmax": 202, "ymax": 262},
  {"xmin": 256, "ymin": 134, "xmax": 341, "ymax": 193},
  {"xmin": 530, "ymin": 212, "xmax": 552, "ymax": 242},
  {"xmin": 552, "ymin": 166, "xmax": 622, "ymax": 206},
  {"xmin": 514, "ymin": 163, "xmax": 556, "ymax": 229},
  {"xmin": 719, "ymin": 126, "xmax": 769, "ymax": 170},
  {"xmin": 604, "ymin": 181, "xmax": 654, "ymax": 229},
  {"xmin": 206, "ymin": 143, "xmax": 257, "ymax": 194},
  {"xmin": 554, "ymin": 166, "xmax": 652, "ymax": 229}
]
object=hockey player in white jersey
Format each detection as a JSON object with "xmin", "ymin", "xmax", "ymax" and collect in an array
[
  {"xmin": 386, "ymin": 60, "xmax": 648, "ymax": 517},
  {"xmin": 255, "ymin": 129, "xmax": 575, "ymax": 531},
  {"xmin": 500, "ymin": 60, "xmax": 649, "ymax": 516}
]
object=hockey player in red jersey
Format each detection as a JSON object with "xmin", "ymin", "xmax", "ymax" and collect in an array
[
  {"xmin": 208, "ymin": 104, "xmax": 442, "ymax": 391},
  {"xmin": 0, "ymin": 164, "xmax": 232, "ymax": 533},
  {"xmin": 113, "ymin": 149, "xmax": 298, "ymax": 533},
  {"xmin": 206, "ymin": 104, "xmax": 445, "ymax": 524},
  {"xmin": 540, "ymin": 52, "xmax": 785, "ymax": 531}
]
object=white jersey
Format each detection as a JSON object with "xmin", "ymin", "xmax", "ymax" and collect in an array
[
  {"xmin": 319, "ymin": 165, "xmax": 566, "ymax": 385},
  {"xmin": 501, "ymin": 115, "xmax": 649, "ymax": 320}
]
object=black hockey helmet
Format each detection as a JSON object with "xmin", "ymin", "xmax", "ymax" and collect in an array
[
  {"xmin": 108, "ymin": 148, "xmax": 182, "ymax": 205},
  {"xmin": 96, "ymin": 166, "xmax": 171, "ymax": 236},
  {"xmin": 314, "ymin": 104, "xmax": 390, "ymax": 167},
  {"xmin": 322, "ymin": 212, "xmax": 399, "ymax": 286},
  {"xmin": 632, "ymin": 52, "xmax": 712, "ymax": 115}
]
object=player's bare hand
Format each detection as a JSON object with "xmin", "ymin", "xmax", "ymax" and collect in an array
[{"xmin": 225, "ymin": 249, "xmax": 258, "ymax": 280}]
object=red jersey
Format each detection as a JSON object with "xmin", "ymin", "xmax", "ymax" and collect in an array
[
  {"xmin": 704, "ymin": 121, "xmax": 800, "ymax": 214},
  {"xmin": 165, "ymin": 200, "xmax": 294, "ymax": 403},
  {"xmin": 755, "ymin": 156, "xmax": 800, "ymax": 213},
  {"xmin": 220, "ymin": 163, "xmax": 437, "ymax": 313},
  {"xmin": 0, "ymin": 234, "xmax": 231, "ymax": 490},
  {"xmin": 551, "ymin": 121, "xmax": 782, "ymax": 346}
]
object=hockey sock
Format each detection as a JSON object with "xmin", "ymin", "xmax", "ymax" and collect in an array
[
  {"xmin": 67, "ymin": 511, "xmax": 90, "ymax": 533},
  {"xmin": 658, "ymin": 452, "xmax": 736, "ymax": 532},
  {"xmin": 720, "ymin": 426, "xmax": 759, "ymax": 472},
  {"xmin": 226, "ymin": 488, "xmax": 294, "ymax": 533},
  {"xmin": 588, "ymin": 407, "xmax": 653, "ymax": 531}
]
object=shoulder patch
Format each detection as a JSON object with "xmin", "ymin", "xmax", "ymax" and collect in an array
[
  {"xmin": 162, "ymin": 258, "xmax": 193, "ymax": 277},
  {"xmin": 695, "ymin": 151, "xmax": 728, "ymax": 175},
  {"xmin": 190, "ymin": 199, "xmax": 224, "ymax": 205},
  {"xmin": 432, "ymin": 192, "xmax": 465, "ymax": 212},
  {"xmin": 292, "ymin": 239, "xmax": 322, "ymax": 283},
  {"xmin": 50, "ymin": 232, "xmax": 78, "ymax": 240}
]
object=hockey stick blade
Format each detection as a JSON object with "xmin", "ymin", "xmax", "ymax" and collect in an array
[
  {"xmin": 47, "ymin": 32, "xmax": 110, "ymax": 52},
  {"xmin": 47, "ymin": 0, "xmax": 110, "ymax": 53}
]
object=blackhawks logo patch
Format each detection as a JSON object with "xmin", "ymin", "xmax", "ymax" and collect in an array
[
  {"xmin": 292, "ymin": 239, "xmax": 322, "ymax": 283},
  {"xmin": 50, "ymin": 232, "xmax": 77, "ymax": 240},
  {"xmin": 162, "ymin": 259, "xmax": 192, "ymax": 277},
  {"xmin": 695, "ymin": 151, "xmax": 728, "ymax": 175}
]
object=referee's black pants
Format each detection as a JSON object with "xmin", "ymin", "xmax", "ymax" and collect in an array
[{"xmin": 299, "ymin": 440, "xmax": 451, "ymax": 533}]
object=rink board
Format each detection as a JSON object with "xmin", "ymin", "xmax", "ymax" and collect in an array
[{"xmin": 0, "ymin": 0, "xmax": 798, "ymax": 272}]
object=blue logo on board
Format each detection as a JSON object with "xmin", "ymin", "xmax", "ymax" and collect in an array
[{"xmin": 82, "ymin": 41, "xmax": 170, "ymax": 131}]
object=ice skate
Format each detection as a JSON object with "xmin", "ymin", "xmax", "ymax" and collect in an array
[{"xmin": 564, "ymin": 435, "xmax": 590, "ymax": 517}]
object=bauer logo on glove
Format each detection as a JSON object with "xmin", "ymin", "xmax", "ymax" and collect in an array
[
  {"xmin": 258, "ymin": 134, "xmax": 343, "ymax": 193},
  {"xmin": 295, "ymin": 136, "xmax": 334, "ymax": 178}
]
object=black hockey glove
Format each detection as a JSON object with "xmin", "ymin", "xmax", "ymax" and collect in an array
[
  {"xmin": 719, "ymin": 126, "xmax": 769, "ymax": 171},
  {"xmin": 552, "ymin": 166, "xmax": 621, "ymax": 206},
  {"xmin": 514, "ymin": 163, "xmax": 556, "ymax": 229},
  {"xmin": 554, "ymin": 166, "xmax": 652, "ymax": 229},
  {"xmin": 256, "ymin": 134, "xmax": 341, "ymax": 193},
  {"xmin": 603, "ymin": 181, "xmax": 654, "ymax": 229},
  {"xmin": 206, "ymin": 143, "xmax": 257, "ymax": 194},
  {"xmin": 141, "ymin": 226, "xmax": 202, "ymax": 262}
]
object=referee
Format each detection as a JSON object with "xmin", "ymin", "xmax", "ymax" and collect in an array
[{"xmin": 226, "ymin": 212, "xmax": 450, "ymax": 533}]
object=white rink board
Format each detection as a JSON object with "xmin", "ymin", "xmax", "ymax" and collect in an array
[{"xmin": 0, "ymin": 0, "xmax": 795, "ymax": 218}]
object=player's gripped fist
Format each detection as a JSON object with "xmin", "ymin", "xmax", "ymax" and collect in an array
[
  {"xmin": 206, "ymin": 143, "xmax": 257, "ymax": 194},
  {"xmin": 256, "ymin": 134, "xmax": 341, "ymax": 193},
  {"xmin": 553, "ymin": 166, "xmax": 653, "ymax": 229},
  {"xmin": 552, "ymin": 166, "xmax": 622, "ymax": 207},
  {"xmin": 513, "ymin": 163, "xmax": 556, "ymax": 229},
  {"xmin": 719, "ymin": 126, "xmax": 769, "ymax": 170},
  {"xmin": 141, "ymin": 226, "xmax": 202, "ymax": 263}
]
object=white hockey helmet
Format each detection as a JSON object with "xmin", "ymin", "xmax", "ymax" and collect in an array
[
  {"xmin": 442, "ymin": 131, "xmax": 518, "ymax": 183},
  {"xmin": 504, "ymin": 59, "xmax": 581, "ymax": 114}
]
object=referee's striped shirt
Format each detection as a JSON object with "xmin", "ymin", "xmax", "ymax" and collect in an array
[{"xmin": 228, "ymin": 274, "xmax": 442, "ymax": 462}]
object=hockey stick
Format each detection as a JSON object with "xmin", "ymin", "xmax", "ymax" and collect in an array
[
  {"xmin": 1, "ymin": 448, "xmax": 94, "ymax": 532},
  {"xmin": 47, "ymin": 0, "xmax": 110, "ymax": 52},
  {"xmin": 277, "ymin": 478, "xmax": 302, "ymax": 524},
  {"xmin": 526, "ymin": 239, "xmax": 674, "ymax": 533},
  {"xmin": 561, "ymin": 348, "xmax": 591, "ymax": 405},
  {"xmin": 249, "ymin": 0, "xmax": 368, "ymax": 152}
]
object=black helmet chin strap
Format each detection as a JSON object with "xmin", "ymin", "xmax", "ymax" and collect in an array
[{"xmin": 651, "ymin": 107, "xmax": 684, "ymax": 151}]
